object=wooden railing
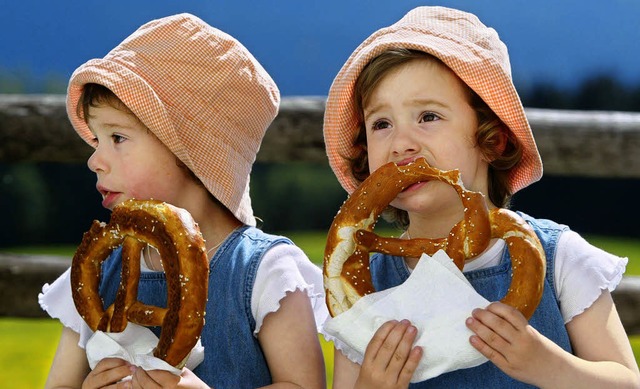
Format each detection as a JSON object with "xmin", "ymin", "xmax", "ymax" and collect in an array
[
  {"xmin": 2, "ymin": 94, "xmax": 640, "ymax": 333},
  {"xmin": 3, "ymin": 94, "xmax": 640, "ymax": 177}
]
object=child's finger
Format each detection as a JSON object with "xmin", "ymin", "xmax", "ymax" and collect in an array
[
  {"xmin": 93, "ymin": 357, "xmax": 131, "ymax": 371},
  {"xmin": 368, "ymin": 319, "xmax": 413, "ymax": 371},
  {"xmin": 397, "ymin": 346, "xmax": 423, "ymax": 385},
  {"xmin": 469, "ymin": 332, "xmax": 508, "ymax": 366},
  {"xmin": 471, "ymin": 305, "xmax": 517, "ymax": 342},
  {"xmin": 145, "ymin": 368, "xmax": 181, "ymax": 386},
  {"xmin": 485, "ymin": 302, "xmax": 528, "ymax": 329},
  {"xmin": 363, "ymin": 319, "xmax": 399, "ymax": 363},
  {"xmin": 86, "ymin": 358, "xmax": 134, "ymax": 388},
  {"xmin": 385, "ymin": 322, "xmax": 419, "ymax": 375},
  {"xmin": 130, "ymin": 367, "xmax": 162, "ymax": 389},
  {"xmin": 467, "ymin": 313, "xmax": 511, "ymax": 354}
]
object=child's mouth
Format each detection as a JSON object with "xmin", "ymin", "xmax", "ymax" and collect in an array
[{"xmin": 402, "ymin": 181, "xmax": 427, "ymax": 193}]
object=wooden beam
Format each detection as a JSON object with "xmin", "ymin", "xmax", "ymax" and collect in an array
[
  {"xmin": 527, "ymin": 108, "xmax": 640, "ymax": 178},
  {"xmin": 2, "ymin": 252, "xmax": 640, "ymax": 335},
  {"xmin": 2, "ymin": 94, "xmax": 640, "ymax": 178}
]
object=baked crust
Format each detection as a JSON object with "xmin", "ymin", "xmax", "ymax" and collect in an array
[
  {"xmin": 71, "ymin": 199, "xmax": 209, "ymax": 367},
  {"xmin": 323, "ymin": 158, "xmax": 545, "ymax": 319}
]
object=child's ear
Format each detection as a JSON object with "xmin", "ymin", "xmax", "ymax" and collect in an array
[
  {"xmin": 494, "ymin": 128, "xmax": 508, "ymax": 156},
  {"xmin": 480, "ymin": 127, "xmax": 508, "ymax": 163}
]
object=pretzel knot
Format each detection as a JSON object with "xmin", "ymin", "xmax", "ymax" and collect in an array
[
  {"xmin": 324, "ymin": 158, "xmax": 546, "ymax": 320},
  {"xmin": 70, "ymin": 199, "xmax": 209, "ymax": 368}
]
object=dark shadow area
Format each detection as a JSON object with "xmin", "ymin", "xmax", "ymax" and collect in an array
[
  {"xmin": 512, "ymin": 175, "xmax": 640, "ymax": 237},
  {"xmin": 0, "ymin": 162, "xmax": 110, "ymax": 247},
  {"xmin": 1, "ymin": 161, "xmax": 638, "ymax": 248}
]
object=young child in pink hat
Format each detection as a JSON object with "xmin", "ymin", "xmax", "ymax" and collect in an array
[
  {"xmin": 322, "ymin": 6, "xmax": 639, "ymax": 388},
  {"xmin": 39, "ymin": 13, "xmax": 327, "ymax": 388}
]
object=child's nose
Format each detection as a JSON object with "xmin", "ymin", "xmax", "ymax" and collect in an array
[
  {"xmin": 87, "ymin": 148, "xmax": 107, "ymax": 173},
  {"xmin": 391, "ymin": 125, "xmax": 419, "ymax": 155}
]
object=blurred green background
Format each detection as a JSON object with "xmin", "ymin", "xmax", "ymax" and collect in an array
[{"xmin": 3, "ymin": 161, "xmax": 640, "ymax": 248}]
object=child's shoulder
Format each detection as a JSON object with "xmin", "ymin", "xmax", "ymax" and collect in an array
[
  {"xmin": 240, "ymin": 226, "xmax": 295, "ymax": 246},
  {"xmin": 515, "ymin": 211, "xmax": 570, "ymax": 233}
]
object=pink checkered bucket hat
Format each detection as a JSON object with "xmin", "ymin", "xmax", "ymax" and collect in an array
[
  {"xmin": 67, "ymin": 13, "xmax": 280, "ymax": 226},
  {"xmin": 323, "ymin": 6, "xmax": 542, "ymax": 195}
]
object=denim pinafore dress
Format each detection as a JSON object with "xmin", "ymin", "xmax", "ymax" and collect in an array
[
  {"xmin": 99, "ymin": 226, "xmax": 291, "ymax": 388},
  {"xmin": 370, "ymin": 214, "xmax": 572, "ymax": 388}
]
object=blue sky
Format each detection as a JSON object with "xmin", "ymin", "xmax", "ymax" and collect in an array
[{"xmin": 1, "ymin": 0, "xmax": 639, "ymax": 96}]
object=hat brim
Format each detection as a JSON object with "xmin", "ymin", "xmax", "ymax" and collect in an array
[{"xmin": 323, "ymin": 7, "xmax": 542, "ymax": 195}]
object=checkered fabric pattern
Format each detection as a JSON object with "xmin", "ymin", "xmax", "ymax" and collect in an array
[
  {"xmin": 323, "ymin": 6, "xmax": 543, "ymax": 195},
  {"xmin": 67, "ymin": 13, "xmax": 280, "ymax": 226}
]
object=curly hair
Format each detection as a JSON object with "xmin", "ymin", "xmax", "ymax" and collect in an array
[{"xmin": 350, "ymin": 49, "xmax": 522, "ymax": 229}]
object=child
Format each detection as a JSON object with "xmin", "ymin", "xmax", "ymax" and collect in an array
[
  {"xmin": 322, "ymin": 6, "xmax": 640, "ymax": 388},
  {"xmin": 39, "ymin": 13, "xmax": 327, "ymax": 388}
]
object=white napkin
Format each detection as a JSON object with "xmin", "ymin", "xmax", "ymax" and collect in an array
[
  {"xmin": 323, "ymin": 250, "xmax": 490, "ymax": 383},
  {"xmin": 86, "ymin": 322, "xmax": 205, "ymax": 376}
]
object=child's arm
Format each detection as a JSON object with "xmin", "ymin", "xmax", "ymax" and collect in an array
[
  {"xmin": 45, "ymin": 327, "xmax": 89, "ymax": 388},
  {"xmin": 332, "ymin": 348, "xmax": 361, "ymax": 388},
  {"xmin": 42, "ymin": 327, "xmax": 91, "ymax": 388},
  {"xmin": 332, "ymin": 319, "xmax": 422, "ymax": 389},
  {"xmin": 45, "ymin": 327, "xmax": 135, "ymax": 389},
  {"xmin": 257, "ymin": 289, "xmax": 326, "ymax": 389},
  {"xmin": 466, "ymin": 290, "xmax": 640, "ymax": 388}
]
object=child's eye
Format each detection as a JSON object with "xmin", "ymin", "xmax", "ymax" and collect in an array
[
  {"xmin": 419, "ymin": 112, "xmax": 439, "ymax": 123},
  {"xmin": 371, "ymin": 119, "xmax": 391, "ymax": 131},
  {"xmin": 111, "ymin": 134, "xmax": 126, "ymax": 144}
]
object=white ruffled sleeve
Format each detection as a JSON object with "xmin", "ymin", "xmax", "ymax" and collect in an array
[
  {"xmin": 251, "ymin": 243, "xmax": 329, "ymax": 336},
  {"xmin": 38, "ymin": 267, "xmax": 94, "ymax": 347},
  {"xmin": 555, "ymin": 230, "xmax": 628, "ymax": 323}
]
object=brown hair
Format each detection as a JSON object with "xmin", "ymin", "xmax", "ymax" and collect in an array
[
  {"xmin": 77, "ymin": 83, "xmax": 132, "ymax": 123},
  {"xmin": 350, "ymin": 49, "xmax": 522, "ymax": 228}
]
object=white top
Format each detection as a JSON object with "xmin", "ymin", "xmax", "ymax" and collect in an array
[
  {"xmin": 39, "ymin": 243, "xmax": 330, "ymax": 348},
  {"xmin": 461, "ymin": 229, "xmax": 627, "ymax": 323}
]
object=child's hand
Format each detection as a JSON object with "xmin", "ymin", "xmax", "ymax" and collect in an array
[
  {"xmin": 466, "ymin": 302, "xmax": 562, "ymax": 385},
  {"xmin": 129, "ymin": 366, "xmax": 209, "ymax": 388},
  {"xmin": 355, "ymin": 319, "xmax": 423, "ymax": 389},
  {"xmin": 82, "ymin": 357, "xmax": 135, "ymax": 388}
]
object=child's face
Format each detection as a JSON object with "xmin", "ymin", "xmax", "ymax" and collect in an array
[
  {"xmin": 363, "ymin": 59, "xmax": 490, "ymax": 216},
  {"xmin": 86, "ymin": 104, "xmax": 195, "ymax": 211}
]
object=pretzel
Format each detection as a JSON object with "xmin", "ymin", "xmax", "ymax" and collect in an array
[
  {"xmin": 70, "ymin": 199, "xmax": 209, "ymax": 368},
  {"xmin": 324, "ymin": 158, "xmax": 546, "ymax": 319}
]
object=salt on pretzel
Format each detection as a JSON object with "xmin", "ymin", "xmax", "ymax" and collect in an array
[
  {"xmin": 70, "ymin": 199, "xmax": 209, "ymax": 368},
  {"xmin": 324, "ymin": 158, "xmax": 546, "ymax": 319}
]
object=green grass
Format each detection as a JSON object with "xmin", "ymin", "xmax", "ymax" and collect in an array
[
  {"xmin": 0, "ymin": 317, "xmax": 334, "ymax": 389},
  {"xmin": 585, "ymin": 235, "xmax": 640, "ymax": 275},
  {"xmin": 285, "ymin": 228, "xmax": 402, "ymax": 266},
  {"xmin": 2, "ymin": 232, "xmax": 638, "ymax": 387},
  {"xmin": 2, "ymin": 244, "xmax": 78, "ymax": 257},
  {"xmin": 0, "ymin": 318, "xmax": 62, "ymax": 388}
]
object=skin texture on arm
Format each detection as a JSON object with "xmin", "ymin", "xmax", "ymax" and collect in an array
[
  {"xmin": 466, "ymin": 290, "xmax": 640, "ymax": 388},
  {"xmin": 332, "ymin": 350, "xmax": 360, "ymax": 389},
  {"xmin": 332, "ymin": 320, "xmax": 422, "ymax": 389},
  {"xmin": 257, "ymin": 289, "xmax": 327, "ymax": 389},
  {"xmin": 43, "ymin": 327, "xmax": 90, "ymax": 388},
  {"xmin": 45, "ymin": 329, "xmax": 143, "ymax": 389}
]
